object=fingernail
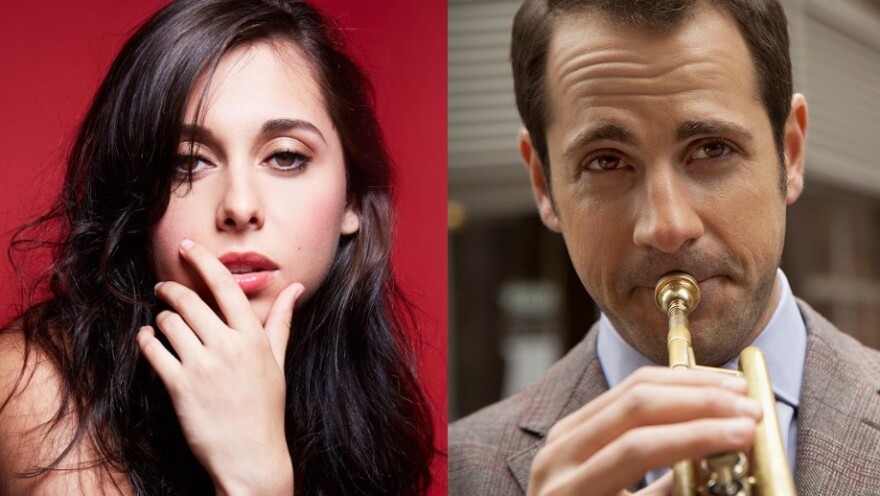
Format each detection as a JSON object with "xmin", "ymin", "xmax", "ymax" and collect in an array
[
  {"xmin": 180, "ymin": 239, "xmax": 194, "ymax": 251},
  {"xmin": 725, "ymin": 418, "xmax": 754, "ymax": 443},
  {"xmin": 735, "ymin": 398, "xmax": 762, "ymax": 418},
  {"xmin": 721, "ymin": 377, "xmax": 748, "ymax": 392},
  {"xmin": 153, "ymin": 281, "xmax": 164, "ymax": 292},
  {"xmin": 293, "ymin": 283, "xmax": 305, "ymax": 298}
]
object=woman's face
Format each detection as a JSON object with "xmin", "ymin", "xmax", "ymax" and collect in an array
[{"xmin": 151, "ymin": 41, "xmax": 359, "ymax": 325}]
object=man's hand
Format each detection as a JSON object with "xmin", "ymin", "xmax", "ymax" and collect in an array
[
  {"xmin": 137, "ymin": 239, "xmax": 302, "ymax": 495},
  {"xmin": 527, "ymin": 367, "xmax": 763, "ymax": 496}
]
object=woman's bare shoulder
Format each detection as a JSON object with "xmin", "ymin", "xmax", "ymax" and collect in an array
[{"xmin": 0, "ymin": 323, "xmax": 131, "ymax": 495}]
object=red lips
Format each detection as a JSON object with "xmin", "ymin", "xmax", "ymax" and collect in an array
[
  {"xmin": 218, "ymin": 252, "xmax": 279, "ymax": 294},
  {"xmin": 219, "ymin": 252, "xmax": 279, "ymax": 272}
]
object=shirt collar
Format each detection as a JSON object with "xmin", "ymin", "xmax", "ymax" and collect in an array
[{"xmin": 597, "ymin": 269, "xmax": 806, "ymax": 408}]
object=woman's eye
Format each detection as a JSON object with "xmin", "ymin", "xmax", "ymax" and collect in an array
[
  {"xmin": 583, "ymin": 154, "xmax": 623, "ymax": 172},
  {"xmin": 266, "ymin": 150, "xmax": 309, "ymax": 171},
  {"xmin": 692, "ymin": 141, "xmax": 733, "ymax": 160},
  {"xmin": 174, "ymin": 154, "xmax": 211, "ymax": 174}
]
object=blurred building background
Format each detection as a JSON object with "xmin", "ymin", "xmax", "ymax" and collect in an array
[{"xmin": 449, "ymin": 0, "xmax": 880, "ymax": 420}]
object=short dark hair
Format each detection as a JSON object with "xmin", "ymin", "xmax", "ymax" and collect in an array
[{"xmin": 511, "ymin": 0, "xmax": 792, "ymax": 179}]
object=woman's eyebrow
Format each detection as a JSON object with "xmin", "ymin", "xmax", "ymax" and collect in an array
[
  {"xmin": 180, "ymin": 123, "xmax": 216, "ymax": 144},
  {"xmin": 261, "ymin": 118, "xmax": 327, "ymax": 144},
  {"xmin": 179, "ymin": 119, "xmax": 328, "ymax": 145}
]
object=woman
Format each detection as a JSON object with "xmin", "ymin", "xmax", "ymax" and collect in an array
[{"xmin": 0, "ymin": 0, "xmax": 435, "ymax": 494}]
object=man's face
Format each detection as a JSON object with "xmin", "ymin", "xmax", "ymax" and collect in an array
[{"xmin": 522, "ymin": 5, "xmax": 807, "ymax": 365}]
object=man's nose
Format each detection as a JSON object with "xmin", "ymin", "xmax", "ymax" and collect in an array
[
  {"xmin": 632, "ymin": 168, "xmax": 704, "ymax": 253},
  {"xmin": 216, "ymin": 169, "xmax": 264, "ymax": 231}
]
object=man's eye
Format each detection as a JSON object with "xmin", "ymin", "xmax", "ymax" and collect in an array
[
  {"xmin": 266, "ymin": 151, "xmax": 309, "ymax": 171},
  {"xmin": 692, "ymin": 141, "xmax": 732, "ymax": 160},
  {"xmin": 583, "ymin": 154, "xmax": 623, "ymax": 171}
]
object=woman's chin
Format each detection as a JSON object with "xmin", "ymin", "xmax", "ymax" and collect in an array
[{"xmin": 247, "ymin": 297, "xmax": 273, "ymax": 327}]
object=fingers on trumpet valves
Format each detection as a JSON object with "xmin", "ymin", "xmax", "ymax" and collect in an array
[
  {"xmin": 550, "ymin": 367, "xmax": 755, "ymax": 437},
  {"xmin": 528, "ymin": 366, "xmax": 763, "ymax": 496},
  {"xmin": 530, "ymin": 418, "xmax": 758, "ymax": 496},
  {"xmin": 541, "ymin": 367, "xmax": 763, "ymax": 461}
]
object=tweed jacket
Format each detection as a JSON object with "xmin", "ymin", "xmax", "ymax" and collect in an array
[{"xmin": 449, "ymin": 300, "xmax": 880, "ymax": 495}]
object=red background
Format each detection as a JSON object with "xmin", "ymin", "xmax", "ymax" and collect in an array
[{"xmin": 0, "ymin": 0, "xmax": 447, "ymax": 493}]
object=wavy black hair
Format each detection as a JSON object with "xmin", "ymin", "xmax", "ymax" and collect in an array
[{"xmin": 2, "ymin": 0, "xmax": 434, "ymax": 494}]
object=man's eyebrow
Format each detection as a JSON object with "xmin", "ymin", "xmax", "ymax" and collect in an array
[
  {"xmin": 675, "ymin": 120, "xmax": 754, "ymax": 143},
  {"xmin": 261, "ymin": 118, "xmax": 326, "ymax": 144},
  {"xmin": 179, "ymin": 119, "xmax": 327, "ymax": 145},
  {"xmin": 563, "ymin": 123, "xmax": 637, "ymax": 162}
]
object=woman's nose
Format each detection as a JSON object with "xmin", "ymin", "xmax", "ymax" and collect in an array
[
  {"xmin": 631, "ymin": 168, "xmax": 704, "ymax": 253},
  {"xmin": 216, "ymin": 170, "xmax": 264, "ymax": 231}
]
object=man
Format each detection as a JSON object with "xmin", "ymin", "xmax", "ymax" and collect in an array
[{"xmin": 448, "ymin": 0, "xmax": 880, "ymax": 494}]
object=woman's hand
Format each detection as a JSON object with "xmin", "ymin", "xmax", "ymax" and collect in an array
[{"xmin": 137, "ymin": 239, "xmax": 303, "ymax": 496}]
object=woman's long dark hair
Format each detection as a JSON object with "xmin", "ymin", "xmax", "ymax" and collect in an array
[{"xmin": 3, "ymin": 1, "xmax": 435, "ymax": 494}]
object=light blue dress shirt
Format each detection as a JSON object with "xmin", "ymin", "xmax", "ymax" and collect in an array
[{"xmin": 595, "ymin": 269, "xmax": 807, "ymax": 485}]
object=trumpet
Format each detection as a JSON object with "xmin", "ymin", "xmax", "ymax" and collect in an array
[{"xmin": 654, "ymin": 273, "xmax": 796, "ymax": 496}]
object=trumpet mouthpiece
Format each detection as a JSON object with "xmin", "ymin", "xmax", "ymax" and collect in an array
[{"xmin": 654, "ymin": 272, "xmax": 701, "ymax": 315}]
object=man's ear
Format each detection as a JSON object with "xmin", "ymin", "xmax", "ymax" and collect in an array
[
  {"xmin": 519, "ymin": 128, "xmax": 561, "ymax": 232},
  {"xmin": 783, "ymin": 93, "xmax": 808, "ymax": 205}
]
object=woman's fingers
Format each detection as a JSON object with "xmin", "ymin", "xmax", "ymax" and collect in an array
[
  {"xmin": 153, "ymin": 240, "xmax": 304, "ymax": 372},
  {"xmin": 136, "ymin": 326, "xmax": 182, "ymax": 386},
  {"xmin": 154, "ymin": 310, "xmax": 204, "ymax": 361},
  {"xmin": 155, "ymin": 281, "xmax": 227, "ymax": 346},
  {"xmin": 264, "ymin": 283, "xmax": 304, "ymax": 368},
  {"xmin": 177, "ymin": 239, "xmax": 261, "ymax": 332}
]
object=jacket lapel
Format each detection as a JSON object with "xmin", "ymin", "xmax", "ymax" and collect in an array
[
  {"xmin": 507, "ymin": 326, "xmax": 610, "ymax": 491},
  {"xmin": 794, "ymin": 301, "xmax": 880, "ymax": 495}
]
